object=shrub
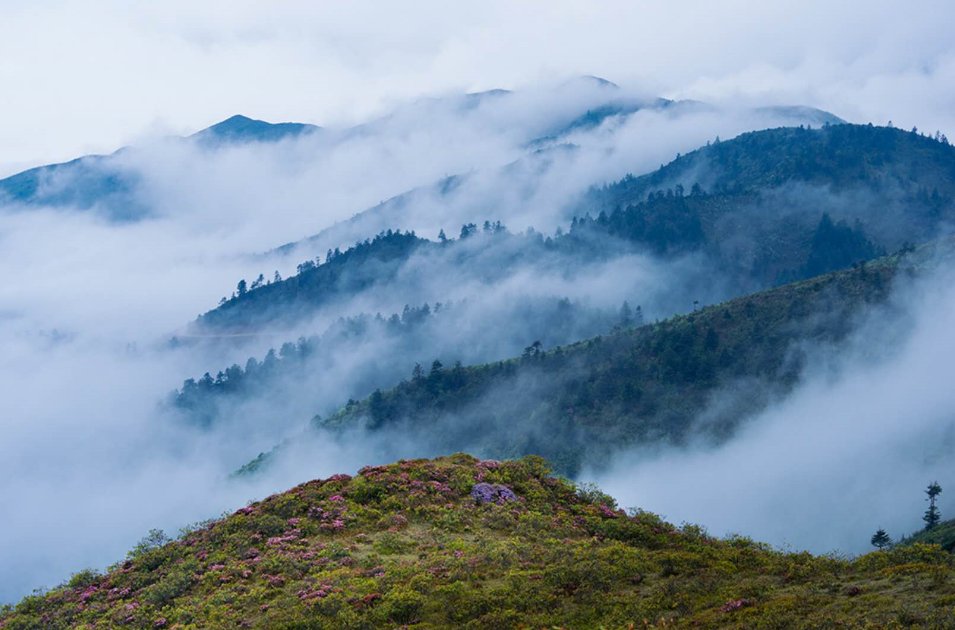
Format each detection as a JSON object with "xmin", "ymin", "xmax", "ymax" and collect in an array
[
  {"xmin": 381, "ymin": 589, "xmax": 423, "ymax": 624},
  {"xmin": 66, "ymin": 568, "xmax": 102, "ymax": 589},
  {"xmin": 143, "ymin": 567, "xmax": 194, "ymax": 606},
  {"xmin": 575, "ymin": 481, "xmax": 618, "ymax": 509},
  {"xmin": 127, "ymin": 528, "xmax": 171, "ymax": 560}
]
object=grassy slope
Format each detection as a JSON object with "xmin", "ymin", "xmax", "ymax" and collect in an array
[
  {"xmin": 904, "ymin": 520, "xmax": 955, "ymax": 553},
  {"xmin": 4, "ymin": 455, "xmax": 955, "ymax": 629}
]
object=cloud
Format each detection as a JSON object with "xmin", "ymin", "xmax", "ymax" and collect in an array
[
  {"xmin": 590, "ymin": 261, "xmax": 955, "ymax": 554},
  {"xmin": 2, "ymin": 1, "xmax": 955, "ymax": 172},
  {"xmin": 0, "ymin": 81, "xmax": 791, "ymax": 602},
  {"xmin": 0, "ymin": 0, "xmax": 953, "ymax": 604}
]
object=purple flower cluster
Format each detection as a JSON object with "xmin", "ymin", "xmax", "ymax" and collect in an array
[{"xmin": 470, "ymin": 482, "xmax": 518, "ymax": 505}]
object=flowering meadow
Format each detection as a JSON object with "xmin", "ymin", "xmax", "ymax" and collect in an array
[{"xmin": 3, "ymin": 453, "xmax": 954, "ymax": 628}]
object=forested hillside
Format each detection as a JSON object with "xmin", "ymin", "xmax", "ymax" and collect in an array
[
  {"xmin": 218, "ymin": 248, "xmax": 910, "ymax": 478},
  {"xmin": 199, "ymin": 124, "xmax": 954, "ymax": 336},
  {"xmin": 173, "ymin": 297, "xmax": 624, "ymax": 429}
]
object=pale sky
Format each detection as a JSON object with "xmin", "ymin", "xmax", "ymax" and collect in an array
[{"xmin": 2, "ymin": 0, "xmax": 955, "ymax": 173}]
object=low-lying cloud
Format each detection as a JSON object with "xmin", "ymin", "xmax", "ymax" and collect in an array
[{"xmin": 591, "ymin": 260, "xmax": 955, "ymax": 554}]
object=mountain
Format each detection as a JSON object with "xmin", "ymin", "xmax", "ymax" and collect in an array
[
  {"xmin": 172, "ymin": 297, "xmax": 622, "ymax": 430},
  {"xmin": 230, "ymin": 244, "xmax": 916, "ymax": 479},
  {"xmin": 198, "ymin": 230, "xmax": 428, "ymax": 332},
  {"xmin": 190, "ymin": 114, "xmax": 320, "ymax": 147},
  {"xmin": 200, "ymin": 124, "xmax": 954, "ymax": 338},
  {"xmin": 590, "ymin": 124, "xmax": 955, "ymax": 241},
  {"xmin": 4, "ymin": 454, "xmax": 952, "ymax": 628},
  {"xmin": 0, "ymin": 115, "xmax": 318, "ymax": 214},
  {"xmin": 0, "ymin": 151, "xmax": 143, "ymax": 218},
  {"xmin": 272, "ymin": 102, "xmax": 845, "ymax": 262}
]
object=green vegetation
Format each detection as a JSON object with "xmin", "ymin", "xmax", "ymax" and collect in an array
[
  {"xmin": 4, "ymin": 454, "xmax": 955, "ymax": 629},
  {"xmin": 905, "ymin": 520, "xmax": 955, "ymax": 553},
  {"xmin": 315, "ymin": 254, "xmax": 904, "ymax": 475},
  {"xmin": 926, "ymin": 483, "xmax": 944, "ymax": 530},
  {"xmin": 198, "ymin": 230, "xmax": 427, "ymax": 331},
  {"xmin": 202, "ymin": 124, "xmax": 955, "ymax": 338},
  {"xmin": 594, "ymin": 123, "xmax": 955, "ymax": 208},
  {"xmin": 173, "ymin": 298, "xmax": 625, "ymax": 429}
]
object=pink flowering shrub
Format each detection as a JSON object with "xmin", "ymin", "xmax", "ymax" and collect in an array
[
  {"xmin": 4, "ymin": 454, "xmax": 950, "ymax": 628},
  {"xmin": 470, "ymin": 482, "xmax": 518, "ymax": 505}
]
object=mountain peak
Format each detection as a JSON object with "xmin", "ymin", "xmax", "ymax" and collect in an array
[{"xmin": 191, "ymin": 114, "xmax": 320, "ymax": 146}]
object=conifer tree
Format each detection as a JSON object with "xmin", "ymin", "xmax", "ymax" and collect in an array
[
  {"xmin": 924, "ymin": 482, "xmax": 942, "ymax": 530},
  {"xmin": 870, "ymin": 528, "xmax": 891, "ymax": 549}
]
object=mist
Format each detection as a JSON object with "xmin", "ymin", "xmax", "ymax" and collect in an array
[
  {"xmin": 0, "ymin": 80, "xmax": 845, "ymax": 603},
  {"xmin": 590, "ymin": 260, "xmax": 955, "ymax": 555},
  {"xmin": 1, "ymin": 3, "xmax": 954, "ymax": 606},
  {"xmin": 2, "ymin": 1, "xmax": 955, "ymax": 173}
]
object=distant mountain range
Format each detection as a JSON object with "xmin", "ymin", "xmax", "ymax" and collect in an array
[
  {"xmin": 164, "ymin": 123, "xmax": 955, "ymax": 480},
  {"xmin": 0, "ymin": 82, "xmax": 842, "ymax": 226},
  {"xmin": 196, "ymin": 123, "xmax": 955, "ymax": 337}
]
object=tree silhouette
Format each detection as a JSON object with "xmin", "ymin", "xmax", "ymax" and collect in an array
[
  {"xmin": 924, "ymin": 481, "xmax": 942, "ymax": 530},
  {"xmin": 870, "ymin": 528, "xmax": 891, "ymax": 550}
]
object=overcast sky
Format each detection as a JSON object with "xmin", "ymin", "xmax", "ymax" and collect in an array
[{"xmin": 2, "ymin": 0, "xmax": 955, "ymax": 173}]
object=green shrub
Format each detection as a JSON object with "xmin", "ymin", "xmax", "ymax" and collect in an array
[
  {"xmin": 143, "ymin": 565, "xmax": 194, "ymax": 606},
  {"xmin": 66, "ymin": 567, "xmax": 102, "ymax": 589},
  {"xmin": 381, "ymin": 588, "xmax": 423, "ymax": 624}
]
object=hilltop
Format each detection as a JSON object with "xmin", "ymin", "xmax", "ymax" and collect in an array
[
  {"xmin": 3, "ymin": 455, "xmax": 953, "ymax": 629},
  {"xmin": 190, "ymin": 115, "xmax": 320, "ymax": 147}
]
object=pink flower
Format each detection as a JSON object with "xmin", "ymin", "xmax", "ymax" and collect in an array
[
  {"xmin": 78, "ymin": 586, "xmax": 98, "ymax": 602},
  {"xmin": 599, "ymin": 504, "xmax": 618, "ymax": 518},
  {"xmin": 328, "ymin": 495, "xmax": 344, "ymax": 503},
  {"xmin": 154, "ymin": 618, "xmax": 167, "ymax": 628}
]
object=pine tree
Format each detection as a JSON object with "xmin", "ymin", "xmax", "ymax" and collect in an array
[
  {"xmin": 924, "ymin": 482, "xmax": 942, "ymax": 530},
  {"xmin": 619, "ymin": 301, "xmax": 633, "ymax": 327},
  {"xmin": 870, "ymin": 528, "xmax": 891, "ymax": 550}
]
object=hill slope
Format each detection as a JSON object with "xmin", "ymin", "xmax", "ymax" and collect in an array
[
  {"xmin": 3, "ymin": 454, "xmax": 953, "ymax": 629},
  {"xmin": 202, "ymin": 124, "xmax": 955, "ymax": 335},
  {"xmin": 0, "ymin": 115, "xmax": 318, "ymax": 215},
  {"xmin": 588, "ymin": 124, "xmax": 955, "ymax": 254},
  {"xmin": 215, "ymin": 247, "xmax": 918, "ymax": 480},
  {"xmin": 903, "ymin": 519, "xmax": 955, "ymax": 552}
]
